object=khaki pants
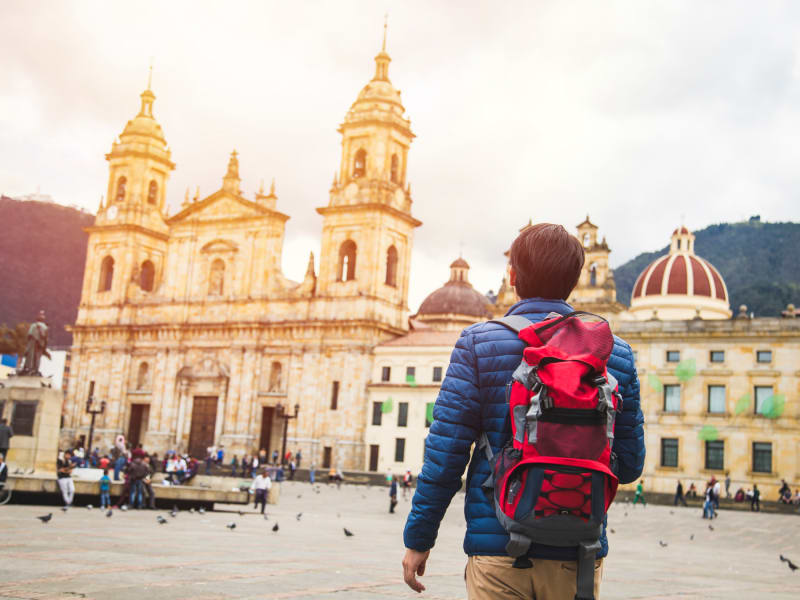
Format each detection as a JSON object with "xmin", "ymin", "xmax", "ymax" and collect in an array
[{"xmin": 466, "ymin": 555, "xmax": 603, "ymax": 599}]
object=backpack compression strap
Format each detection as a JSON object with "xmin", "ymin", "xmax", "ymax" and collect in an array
[{"xmin": 488, "ymin": 315, "xmax": 534, "ymax": 332}]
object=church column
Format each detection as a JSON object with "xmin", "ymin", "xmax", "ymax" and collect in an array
[{"xmin": 222, "ymin": 346, "xmax": 245, "ymax": 437}]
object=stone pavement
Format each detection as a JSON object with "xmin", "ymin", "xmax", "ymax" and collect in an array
[{"xmin": 0, "ymin": 481, "xmax": 798, "ymax": 599}]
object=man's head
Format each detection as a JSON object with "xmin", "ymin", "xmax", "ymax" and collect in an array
[
  {"xmin": 64, "ymin": 450, "xmax": 72, "ymax": 459},
  {"xmin": 508, "ymin": 223, "xmax": 585, "ymax": 300},
  {"xmin": 38, "ymin": 310, "xmax": 46, "ymax": 321}
]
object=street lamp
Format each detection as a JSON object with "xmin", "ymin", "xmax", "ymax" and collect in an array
[
  {"xmin": 276, "ymin": 402, "xmax": 299, "ymax": 466},
  {"xmin": 85, "ymin": 381, "xmax": 106, "ymax": 466}
]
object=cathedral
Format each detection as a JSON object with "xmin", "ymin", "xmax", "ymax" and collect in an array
[{"xmin": 62, "ymin": 37, "xmax": 420, "ymax": 469}]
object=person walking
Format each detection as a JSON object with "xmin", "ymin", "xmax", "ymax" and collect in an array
[
  {"xmin": 230, "ymin": 455, "xmax": 238, "ymax": 477},
  {"xmin": 295, "ymin": 449, "xmax": 302, "ymax": 468},
  {"xmin": 309, "ymin": 463, "xmax": 315, "ymax": 485},
  {"xmin": 289, "ymin": 459, "xmax": 296, "ymax": 480},
  {"xmin": 0, "ymin": 418, "xmax": 14, "ymax": 461},
  {"xmin": 389, "ymin": 477, "xmax": 398, "ymax": 513},
  {"xmin": 272, "ymin": 449, "xmax": 279, "ymax": 464},
  {"xmin": 702, "ymin": 484, "xmax": 715, "ymax": 519},
  {"xmin": 402, "ymin": 470, "xmax": 413, "ymax": 500},
  {"xmin": 99, "ymin": 468, "xmax": 111, "ymax": 509},
  {"xmin": 633, "ymin": 479, "xmax": 647, "ymax": 507},
  {"xmin": 712, "ymin": 477, "xmax": 721, "ymax": 515},
  {"xmin": 142, "ymin": 455, "xmax": 157, "ymax": 509},
  {"xmin": 57, "ymin": 450, "xmax": 76, "ymax": 507},
  {"xmin": 251, "ymin": 468, "xmax": 272, "ymax": 514},
  {"xmin": 674, "ymin": 481, "xmax": 688, "ymax": 507},
  {"xmin": 724, "ymin": 472, "xmax": 731, "ymax": 499},
  {"xmin": 751, "ymin": 484, "xmax": 761, "ymax": 512},
  {"xmin": 402, "ymin": 224, "xmax": 645, "ymax": 599},
  {"xmin": 127, "ymin": 456, "xmax": 149, "ymax": 509}
]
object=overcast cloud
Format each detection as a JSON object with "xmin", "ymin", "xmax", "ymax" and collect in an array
[{"xmin": 2, "ymin": 0, "xmax": 800, "ymax": 311}]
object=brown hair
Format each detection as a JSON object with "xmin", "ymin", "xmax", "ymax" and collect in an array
[{"xmin": 509, "ymin": 223, "xmax": 585, "ymax": 300}]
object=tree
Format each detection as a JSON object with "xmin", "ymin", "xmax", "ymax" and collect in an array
[{"xmin": 0, "ymin": 322, "xmax": 29, "ymax": 358}]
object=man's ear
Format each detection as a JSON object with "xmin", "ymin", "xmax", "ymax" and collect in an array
[{"xmin": 509, "ymin": 267, "xmax": 516, "ymax": 287}]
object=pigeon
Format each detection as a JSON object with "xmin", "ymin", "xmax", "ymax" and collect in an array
[
  {"xmin": 690, "ymin": 534, "xmax": 694, "ymax": 541},
  {"xmin": 708, "ymin": 524, "xmax": 714, "ymax": 531},
  {"xmin": 106, "ymin": 509, "xmax": 113, "ymax": 517},
  {"xmin": 170, "ymin": 509, "xmax": 178, "ymax": 518},
  {"xmin": 198, "ymin": 507, "xmax": 206, "ymax": 515},
  {"xmin": 780, "ymin": 555, "xmax": 798, "ymax": 572},
  {"xmin": 609, "ymin": 529, "xmax": 616, "ymax": 534},
  {"xmin": 189, "ymin": 508, "xmax": 195, "ymax": 514},
  {"xmin": 263, "ymin": 514, "xmax": 269, "ymax": 521},
  {"xmin": 343, "ymin": 527, "xmax": 354, "ymax": 537},
  {"xmin": 37, "ymin": 513, "xmax": 53, "ymax": 523},
  {"xmin": 297, "ymin": 495, "xmax": 302, "ymax": 499},
  {"xmin": 238, "ymin": 510, "xmax": 244, "ymax": 516},
  {"xmin": 120, "ymin": 505, "xmax": 128, "ymax": 512},
  {"xmin": 60, "ymin": 506, "xmax": 69, "ymax": 512},
  {"xmin": 624, "ymin": 512, "xmax": 628, "ymax": 517},
  {"xmin": 272, "ymin": 523, "xmax": 279, "ymax": 532},
  {"xmin": 659, "ymin": 540, "xmax": 668, "ymax": 547},
  {"xmin": 669, "ymin": 510, "xmax": 674, "ymax": 515},
  {"xmin": 226, "ymin": 522, "xmax": 236, "ymax": 530},
  {"xmin": 157, "ymin": 515, "xmax": 168, "ymax": 524},
  {"xmin": 86, "ymin": 504, "xmax": 93, "ymax": 510},
  {"xmin": 296, "ymin": 513, "xmax": 302, "ymax": 521}
]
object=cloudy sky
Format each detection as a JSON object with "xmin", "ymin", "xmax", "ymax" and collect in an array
[{"xmin": 2, "ymin": 1, "xmax": 800, "ymax": 310}]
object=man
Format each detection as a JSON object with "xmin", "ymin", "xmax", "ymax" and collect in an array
[
  {"xmin": 0, "ymin": 418, "xmax": 13, "ymax": 460},
  {"xmin": 402, "ymin": 224, "xmax": 645, "ymax": 599},
  {"xmin": 390, "ymin": 477, "xmax": 398, "ymax": 513},
  {"xmin": 402, "ymin": 469, "xmax": 413, "ymax": 500},
  {"xmin": 142, "ymin": 455, "xmax": 157, "ymax": 509},
  {"xmin": 633, "ymin": 479, "xmax": 647, "ymax": 507},
  {"xmin": 0, "ymin": 453, "xmax": 8, "ymax": 490},
  {"xmin": 57, "ymin": 450, "xmax": 75, "ymax": 507},
  {"xmin": 724, "ymin": 472, "xmax": 731, "ymax": 499},
  {"xmin": 251, "ymin": 468, "xmax": 272, "ymax": 514},
  {"xmin": 19, "ymin": 310, "xmax": 50, "ymax": 376},
  {"xmin": 674, "ymin": 481, "xmax": 688, "ymax": 507},
  {"xmin": 127, "ymin": 456, "xmax": 149, "ymax": 509},
  {"xmin": 751, "ymin": 484, "xmax": 760, "ymax": 512}
]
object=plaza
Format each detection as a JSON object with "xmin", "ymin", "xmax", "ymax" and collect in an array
[{"xmin": 0, "ymin": 481, "xmax": 798, "ymax": 599}]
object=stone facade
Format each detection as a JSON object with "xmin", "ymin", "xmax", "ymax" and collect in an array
[{"xmin": 62, "ymin": 40, "xmax": 420, "ymax": 470}]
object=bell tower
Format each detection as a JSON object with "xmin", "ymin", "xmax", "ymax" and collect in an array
[
  {"xmin": 81, "ymin": 75, "xmax": 174, "ymax": 308},
  {"xmin": 316, "ymin": 26, "xmax": 421, "ymax": 331}
]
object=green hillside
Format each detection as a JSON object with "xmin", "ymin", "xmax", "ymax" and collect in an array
[
  {"xmin": 614, "ymin": 218, "xmax": 800, "ymax": 317},
  {"xmin": 0, "ymin": 196, "xmax": 94, "ymax": 347}
]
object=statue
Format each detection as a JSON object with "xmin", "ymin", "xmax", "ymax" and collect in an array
[{"xmin": 18, "ymin": 311, "xmax": 50, "ymax": 376}]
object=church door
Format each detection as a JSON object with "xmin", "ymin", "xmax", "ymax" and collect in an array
[
  {"xmin": 127, "ymin": 403, "xmax": 149, "ymax": 448},
  {"xmin": 188, "ymin": 396, "xmax": 218, "ymax": 459},
  {"xmin": 259, "ymin": 406, "xmax": 275, "ymax": 454}
]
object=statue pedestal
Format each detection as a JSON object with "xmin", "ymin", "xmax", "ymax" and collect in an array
[{"xmin": 0, "ymin": 375, "xmax": 62, "ymax": 473}]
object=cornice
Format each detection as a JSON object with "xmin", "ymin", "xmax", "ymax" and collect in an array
[
  {"xmin": 105, "ymin": 149, "xmax": 175, "ymax": 170},
  {"xmin": 316, "ymin": 203, "xmax": 421, "ymax": 228},
  {"xmin": 84, "ymin": 223, "xmax": 169, "ymax": 241}
]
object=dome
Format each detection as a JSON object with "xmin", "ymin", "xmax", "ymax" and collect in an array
[
  {"xmin": 416, "ymin": 258, "xmax": 492, "ymax": 329},
  {"xmin": 120, "ymin": 89, "xmax": 167, "ymax": 144},
  {"xmin": 628, "ymin": 227, "xmax": 731, "ymax": 320}
]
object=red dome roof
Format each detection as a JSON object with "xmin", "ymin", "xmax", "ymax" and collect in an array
[{"xmin": 632, "ymin": 254, "xmax": 727, "ymax": 301}]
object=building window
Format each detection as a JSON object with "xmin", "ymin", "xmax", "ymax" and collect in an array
[
  {"xmin": 406, "ymin": 366, "xmax": 416, "ymax": 379},
  {"xmin": 660, "ymin": 438, "xmax": 678, "ymax": 468},
  {"xmin": 394, "ymin": 438, "xmax": 405, "ymax": 462},
  {"xmin": 353, "ymin": 149, "xmax": 366, "ymax": 178},
  {"xmin": 663, "ymin": 384, "xmax": 681, "ymax": 412},
  {"xmin": 140, "ymin": 260, "xmax": 155, "ymax": 292},
  {"xmin": 390, "ymin": 153, "xmax": 399, "ymax": 183},
  {"xmin": 372, "ymin": 402, "xmax": 383, "ymax": 426},
  {"xmin": 115, "ymin": 176, "xmax": 126, "ymax": 202},
  {"xmin": 589, "ymin": 263, "xmax": 597, "ymax": 286},
  {"xmin": 709, "ymin": 350, "xmax": 725, "ymax": 363},
  {"xmin": 11, "ymin": 401, "xmax": 37, "ymax": 436},
  {"xmin": 268, "ymin": 361, "xmax": 283, "ymax": 393},
  {"xmin": 752, "ymin": 442, "xmax": 772, "ymax": 474},
  {"xmin": 209, "ymin": 259, "xmax": 225, "ymax": 295},
  {"xmin": 147, "ymin": 180, "xmax": 158, "ymax": 205},
  {"xmin": 330, "ymin": 381, "xmax": 339, "ymax": 410},
  {"xmin": 754, "ymin": 386, "xmax": 773, "ymax": 415},
  {"xmin": 136, "ymin": 362, "xmax": 149, "ymax": 391},
  {"xmin": 756, "ymin": 350, "xmax": 772, "ymax": 363},
  {"xmin": 707, "ymin": 385, "xmax": 726, "ymax": 414},
  {"xmin": 666, "ymin": 350, "xmax": 680, "ymax": 363},
  {"xmin": 385, "ymin": 245, "xmax": 398, "ymax": 287},
  {"xmin": 432, "ymin": 366, "xmax": 443, "ymax": 383},
  {"xmin": 98, "ymin": 256, "xmax": 114, "ymax": 292},
  {"xmin": 322, "ymin": 446, "xmax": 332, "ymax": 469},
  {"xmin": 338, "ymin": 240, "xmax": 357, "ymax": 281},
  {"xmin": 381, "ymin": 366, "xmax": 391, "ymax": 382},
  {"xmin": 705, "ymin": 440, "xmax": 724, "ymax": 471},
  {"xmin": 398, "ymin": 402, "xmax": 408, "ymax": 427}
]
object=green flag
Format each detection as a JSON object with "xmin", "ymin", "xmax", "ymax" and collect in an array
[
  {"xmin": 762, "ymin": 394, "xmax": 786, "ymax": 419},
  {"xmin": 647, "ymin": 373, "xmax": 663, "ymax": 393},
  {"xmin": 406, "ymin": 373, "xmax": 417, "ymax": 387},
  {"xmin": 674, "ymin": 358, "xmax": 696, "ymax": 382},
  {"xmin": 698, "ymin": 425, "xmax": 719, "ymax": 441},
  {"xmin": 426, "ymin": 402, "xmax": 435, "ymax": 426},
  {"xmin": 734, "ymin": 394, "xmax": 750, "ymax": 416},
  {"xmin": 381, "ymin": 397, "xmax": 393, "ymax": 414}
]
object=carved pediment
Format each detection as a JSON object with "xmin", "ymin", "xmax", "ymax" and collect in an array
[
  {"xmin": 201, "ymin": 239, "xmax": 238, "ymax": 254},
  {"xmin": 177, "ymin": 355, "xmax": 230, "ymax": 381},
  {"xmin": 168, "ymin": 190, "xmax": 285, "ymax": 225}
]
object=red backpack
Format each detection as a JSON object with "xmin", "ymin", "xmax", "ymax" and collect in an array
[{"xmin": 479, "ymin": 312, "xmax": 621, "ymax": 600}]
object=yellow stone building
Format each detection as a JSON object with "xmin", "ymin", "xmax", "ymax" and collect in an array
[{"xmin": 62, "ymin": 38, "xmax": 421, "ymax": 469}]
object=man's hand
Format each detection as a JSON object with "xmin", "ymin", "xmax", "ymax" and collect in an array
[{"xmin": 402, "ymin": 548, "xmax": 430, "ymax": 593}]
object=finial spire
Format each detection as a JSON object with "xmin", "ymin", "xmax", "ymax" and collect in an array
[
  {"xmin": 373, "ymin": 16, "xmax": 391, "ymax": 81},
  {"xmin": 270, "ymin": 178, "xmax": 276, "ymax": 196},
  {"xmin": 223, "ymin": 150, "xmax": 241, "ymax": 194},
  {"xmin": 258, "ymin": 179, "xmax": 264, "ymax": 195},
  {"xmin": 382, "ymin": 13, "xmax": 388, "ymax": 52},
  {"xmin": 147, "ymin": 59, "xmax": 153, "ymax": 90}
]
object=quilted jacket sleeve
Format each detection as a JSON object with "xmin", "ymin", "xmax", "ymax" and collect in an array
[
  {"xmin": 403, "ymin": 329, "xmax": 481, "ymax": 552},
  {"xmin": 609, "ymin": 340, "xmax": 646, "ymax": 485}
]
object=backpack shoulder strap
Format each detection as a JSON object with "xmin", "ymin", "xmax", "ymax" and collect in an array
[{"xmin": 488, "ymin": 315, "xmax": 533, "ymax": 333}]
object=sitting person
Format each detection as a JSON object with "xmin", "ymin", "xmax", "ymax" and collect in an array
[
  {"xmin": 734, "ymin": 488, "xmax": 745, "ymax": 502},
  {"xmin": 792, "ymin": 490, "xmax": 800, "ymax": 506}
]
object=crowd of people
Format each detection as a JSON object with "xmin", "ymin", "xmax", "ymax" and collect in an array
[{"xmin": 669, "ymin": 473, "xmax": 800, "ymax": 516}]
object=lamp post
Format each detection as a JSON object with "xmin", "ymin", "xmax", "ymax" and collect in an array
[
  {"xmin": 276, "ymin": 402, "xmax": 299, "ymax": 466},
  {"xmin": 85, "ymin": 381, "xmax": 106, "ymax": 466}
]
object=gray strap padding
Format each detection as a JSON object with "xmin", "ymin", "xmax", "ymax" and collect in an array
[
  {"xmin": 477, "ymin": 432, "xmax": 493, "ymax": 463},
  {"xmin": 489, "ymin": 315, "xmax": 533, "ymax": 333},
  {"xmin": 576, "ymin": 540, "xmax": 601, "ymax": 600},
  {"xmin": 512, "ymin": 404, "xmax": 527, "ymax": 444},
  {"xmin": 512, "ymin": 362, "xmax": 539, "ymax": 390},
  {"xmin": 526, "ymin": 390, "xmax": 543, "ymax": 444},
  {"xmin": 505, "ymin": 531, "xmax": 532, "ymax": 558}
]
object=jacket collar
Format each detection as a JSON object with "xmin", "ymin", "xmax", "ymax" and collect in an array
[{"xmin": 505, "ymin": 297, "xmax": 573, "ymax": 317}]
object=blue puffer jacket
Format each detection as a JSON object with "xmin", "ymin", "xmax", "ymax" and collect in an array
[{"xmin": 403, "ymin": 298, "xmax": 645, "ymax": 560}]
